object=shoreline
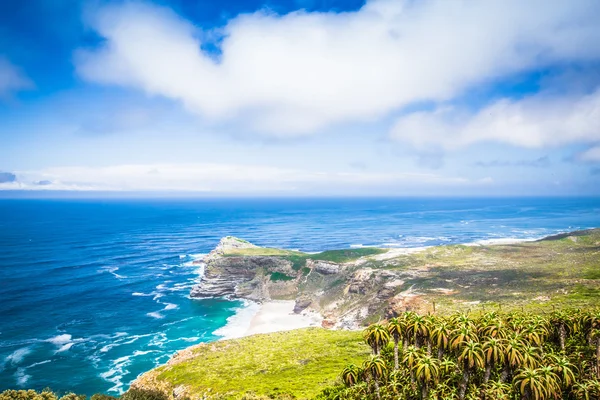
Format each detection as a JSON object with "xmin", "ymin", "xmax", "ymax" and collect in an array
[{"xmin": 213, "ymin": 300, "xmax": 323, "ymax": 340}]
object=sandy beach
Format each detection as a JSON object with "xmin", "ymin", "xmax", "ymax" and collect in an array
[
  {"xmin": 212, "ymin": 299, "xmax": 323, "ymax": 340},
  {"xmin": 245, "ymin": 300, "xmax": 323, "ymax": 336}
]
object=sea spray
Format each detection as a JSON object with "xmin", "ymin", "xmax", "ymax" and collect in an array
[{"xmin": 212, "ymin": 300, "xmax": 261, "ymax": 340}]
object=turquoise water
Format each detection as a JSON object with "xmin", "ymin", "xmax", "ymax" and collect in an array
[{"xmin": 1, "ymin": 197, "xmax": 599, "ymax": 395}]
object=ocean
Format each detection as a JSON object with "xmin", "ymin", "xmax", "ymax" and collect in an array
[{"xmin": 1, "ymin": 197, "xmax": 599, "ymax": 395}]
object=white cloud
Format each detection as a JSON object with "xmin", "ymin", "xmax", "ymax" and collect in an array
[
  {"xmin": 0, "ymin": 57, "xmax": 33, "ymax": 99},
  {"xmin": 75, "ymin": 0, "xmax": 600, "ymax": 136},
  {"xmin": 577, "ymin": 146, "xmax": 600, "ymax": 163},
  {"xmin": 391, "ymin": 89, "xmax": 600, "ymax": 150},
  {"xmin": 0, "ymin": 163, "xmax": 488, "ymax": 193}
]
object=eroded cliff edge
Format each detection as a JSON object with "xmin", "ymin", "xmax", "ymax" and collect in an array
[{"xmin": 189, "ymin": 229, "xmax": 600, "ymax": 328}]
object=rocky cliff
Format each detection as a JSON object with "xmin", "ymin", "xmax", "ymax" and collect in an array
[{"xmin": 189, "ymin": 237, "xmax": 425, "ymax": 328}]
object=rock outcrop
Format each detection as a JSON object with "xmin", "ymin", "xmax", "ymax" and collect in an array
[
  {"xmin": 191, "ymin": 255, "xmax": 296, "ymax": 300},
  {"xmin": 190, "ymin": 237, "xmax": 299, "ymax": 301},
  {"xmin": 189, "ymin": 236, "xmax": 422, "ymax": 328},
  {"xmin": 307, "ymin": 259, "xmax": 342, "ymax": 275}
]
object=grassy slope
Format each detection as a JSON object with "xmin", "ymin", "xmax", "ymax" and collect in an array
[
  {"xmin": 142, "ymin": 329, "xmax": 369, "ymax": 399},
  {"xmin": 223, "ymin": 247, "xmax": 388, "ymax": 269},
  {"xmin": 357, "ymin": 229, "xmax": 600, "ymax": 314}
]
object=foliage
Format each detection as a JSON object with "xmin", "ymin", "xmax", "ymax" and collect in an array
[
  {"xmin": 308, "ymin": 249, "xmax": 387, "ymax": 264},
  {"xmin": 90, "ymin": 395, "xmax": 118, "ymax": 400},
  {"xmin": 0, "ymin": 390, "xmax": 59, "ymax": 400},
  {"xmin": 323, "ymin": 308, "xmax": 600, "ymax": 400},
  {"xmin": 270, "ymin": 272, "xmax": 296, "ymax": 281},
  {"xmin": 120, "ymin": 389, "xmax": 167, "ymax": 400},
  {"xmin": 0, "ymin": 390, "xmax": 91, "ymax": 400}
]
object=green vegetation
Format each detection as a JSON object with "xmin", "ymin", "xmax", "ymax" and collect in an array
[
  {"xmin": 270, "ymin": 271, "xmax": 295, "ymax": 281},
  {"xmin": 351, "ymin": 229, "xmax": 600, "ymax": 315},
  {"xmin": 310, "ymin": 248, "xmax": 388, "ymax": 264},
  {"xmin": 280, "ymin": 248, "xmax": 387, "ymax": 271},
  {"xmin": 137, "ymin": 329, "xmax": 370, "ymax": 399},
  {"xmin": 320, "ymin": 309, "xmax": 600, "ymax": 400},
  {"xmin": 0, "ymin": 389, "xmax": 160, "ymax": 400},
  {"xmin": 223, "ymin": 247, "xmax": 302, "ymax": 257},
  {"xmin": 223, "ymin": 246, "xmax": 387, "ymax": 271}
]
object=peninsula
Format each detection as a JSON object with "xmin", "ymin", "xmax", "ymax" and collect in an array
[{"xmin": 128, "ymin": 229, "xmax": 600, "ymax": 399}]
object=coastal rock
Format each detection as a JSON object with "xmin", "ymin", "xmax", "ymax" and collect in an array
[
  {"xmin": 203, "ymin": 236, "xmax": 258, "ymax": 263},
  {"xmin": 385, "ymin": 290, "xmax": 425, "ymax": 317},
  {"xmin": 321, "ymin": 319, "xmax": 336, "ymax": 329},
  {"xmin": 347, "ymin": 268, "xmax": 374, "ymax": 294},
  {"xmin": 293, "ymin": 297, "xmax": 313, "ymax": 314},
  {"xmin": 307, "ymin": 259, "xmax": 342, "ymax": 275},
  {"xmin": 191, "ymin": 254, "xmax": 295, "ymax": 301}
]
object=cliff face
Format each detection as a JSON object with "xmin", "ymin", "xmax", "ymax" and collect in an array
[
  {"xmin": 189, "ymin": 237, "xmax": 408, "ymax": 328},
  {"xmin": 190, "ymin": 255, "xmax": 297, "ymax": 300}
]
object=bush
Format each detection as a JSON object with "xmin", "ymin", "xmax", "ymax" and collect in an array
[
  {"xmin": 0, "ymin": 389, "xmax": 59, "ymax": 400},
  {"xmin": 58, "ymin": 395, "xmax": 86, "ymax": 400},
  {"xmin": 90, "ymin": 395, "xmax": 118, "ymax": 400},
  {"xmin": 120, "ymin": 389, "xmax": 167, "ymax": 400}
]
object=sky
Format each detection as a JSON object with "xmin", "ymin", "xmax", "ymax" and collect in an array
[{"xmin": 1, "ymin": 0, "xmax": 600, "ymax": 197}]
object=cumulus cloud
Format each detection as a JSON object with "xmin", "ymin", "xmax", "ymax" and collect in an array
[
  {"xmin": 0, "ymin": 163, "xmax": 489, "ymax": 193},
  {"xmin": 0, "ymin": 57, "xmax": 33, "ymax": 99},
  {"xmin": 75, "ymin": 0, "xmax": 600, "ymax": 136},
  {"xmin": 391, "ymin": 89, "xmax": 600, "ymax": 150}
]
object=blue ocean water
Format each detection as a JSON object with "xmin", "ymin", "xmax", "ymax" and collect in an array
[{"xmin": 1, "ymin": 197, "xmax": 599, "ymax": 395}]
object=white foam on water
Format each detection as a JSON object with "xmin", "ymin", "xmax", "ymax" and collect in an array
[
  {"xmin": 100, "ymin": 344, "xmax": 118, "ymax": 353},
  {"xmin": 465, "ymin": 237, "xmax": 542, "ymax": 246},
  {"xmin": 6, "ymin": 347, "xmax": 32, "ymax": 365},
  {"xmin": 160, "ymin": 316, "xmax": 194, "ymax": 327},
  {"xmin": 46, "ymin": 333, "xmax": 86, "ymax": 353},
  {"xmin": 101, "ymin": 355, "xmax": 132, "ymax": 394},
  {"xmin": 147, "ymin": 332, "xmax": 168, "ymax": 348},
  {"xmin": 132, "ymin": 350, "xmax": 155, "ymax": 357},
  {"xmin": 56, "ymin": 342, "xmax": 74, "ymax": 353},
  {"xmin": 15, "ymin": 368, "xmax": 31, "ymax": 386},
  {"xmin": 26, "ymin": 360, "xmax": 51, "ymax": 369},
  {"xmin": 132, "ymin": 292, "xmax": 153, "ymax": 297},
  {"xmin": 101, "ymin": 266, "xmax": 126, "ymax": 280},
  {"xmin": 46, "ymin": 334, "xmax": 72, "ymax": 346},
  {"xmin": 163, "ymin": 303, "xmax": 178, "ymax": 310},
  {"xmin": 212, "ymin": 300, "xmax": 261, "ymax": 340},
  {"xmin": 146, "ymin": 312, "xmax": 164, "ymax": 319},
  {"xmin": 152, "ymin": 293, "xmax": 164, "ymax": 300},
  {"xmin": 194, "ymin": 262, "xmax": 206, "ymax": 279}
]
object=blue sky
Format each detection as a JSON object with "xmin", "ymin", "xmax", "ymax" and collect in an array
[{"xmin": 1, "ymin": 0, "xmax": 600, "ymax": 196}]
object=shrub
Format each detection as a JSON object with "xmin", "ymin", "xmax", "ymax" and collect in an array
[
  {"xmin": 58, "ymin": 394, "xmax": 86, "ymax": 400},
  {"xmin": 0, "ymin": 389, "xmax": 59, "ymax": 400},
  {"xmin": 90, "ymin": 395, "xmax": 118, "ymax": 400},
  {"xmin": 120, "ymin": 389, "xmax": 167, "ymax": 400}
]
